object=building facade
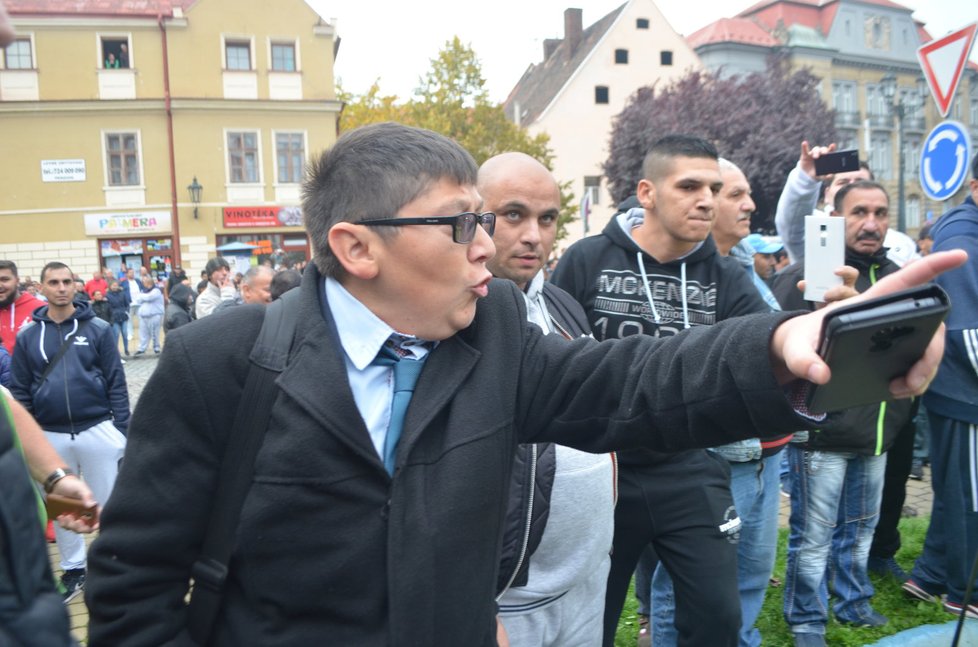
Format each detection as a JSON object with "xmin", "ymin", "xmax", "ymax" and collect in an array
[
  {"xmin": 689, "ymin": 0, "xmax": 978, "ymax": 236},
  {"xmin": 504, "ymin": 1, "xmax": 701, "ymax": 247},
  {"xmin": 0, "ymin": 0, "xmax": 340, "ymax": 281}
]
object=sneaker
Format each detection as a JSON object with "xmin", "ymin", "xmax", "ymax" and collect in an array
[
  {"xmin": 838, "ymin": 609, "xmax": 888, "ymax": 627},
  {"xmin": 637, "ymin": 613, "xmax": 650, "ymax": 647},
  {"xmin": 909, "ymin": 461, "xmax": 924, "ymax": 480},
  {"xmin": 868, "ymin": 556, "xmax": 909, "ymax": 581},
  {"xmin": 60, "ymin": 568, "xmax": 85, "ymax": 603},
  {"xmin": 903, "ymin": 578, "xmax": 943, "ymax": 603},
  {"xmin": 944, "ymin": 601, "xmax": 978, "ymax": 618},
  {"xmin": 134, "ymin": 350, "xmax": 145, "ymax": 356},
  {"xmin": 120, "ymin": 358, "xmax": 126, "ymax": 365},
  {"xmin": 793, "ymin": 633, "xmax": 826, "ymax": 647}
]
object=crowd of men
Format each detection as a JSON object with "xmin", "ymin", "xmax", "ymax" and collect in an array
[{"xmin": 0, "ymin": 12, "xmax": 974, "ymax": 641}]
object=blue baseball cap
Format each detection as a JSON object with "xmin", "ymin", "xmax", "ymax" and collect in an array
[{"xmin": 745, "ymin": 234, "xmax": 783, "ymax": 255}]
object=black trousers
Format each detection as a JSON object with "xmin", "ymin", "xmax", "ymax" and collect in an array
[
  {"xmin": 603, "ymin": 450, "xmax": 741, "ymax": 647},
  {"xmin": 870, "ymin": 413, "xmax": 917, "ymax": 559}
]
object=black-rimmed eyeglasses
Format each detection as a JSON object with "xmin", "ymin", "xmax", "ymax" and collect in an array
[{"xmin": 359, "ymin": 212, "xmax": 496, "ymax": 244}]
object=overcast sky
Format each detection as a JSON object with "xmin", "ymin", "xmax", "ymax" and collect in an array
[{"xmin": 305, "ymin": 0, "xmax": 974, "ymax": 103}]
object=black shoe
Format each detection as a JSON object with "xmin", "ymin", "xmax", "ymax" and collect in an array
[
  {"xmin": 909, "ymin": 461, "xmax": 924, "ymax": 480},
  {"xmin": 61, "ymin": 568, "xmax": 85, "ymax": 603},
  {"xmin": 903, "ymin": 578, "xmax": 944, "ymax": 603},
  {"xmin": 134, "ymin": 350, "xmax": 145, "ymax": 355},
  {"xmin": 867, "ymin": 556, "xmax": 909, "ymax": 581},
  {"xmin": 838, "ymin": 609, "xmax": 888, "ymax": 627}
]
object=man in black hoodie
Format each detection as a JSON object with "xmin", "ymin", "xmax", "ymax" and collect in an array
[
  {"xmin": 772, "ymin": 181, "xmax": 912, "ymax": 646},
  {"xmin": 552, "ymin": 135, "xmax": 770, "ymax": 647},
  {"xmin": 10, "ymin": 261, "xmax": 129, "ymax": 603}
]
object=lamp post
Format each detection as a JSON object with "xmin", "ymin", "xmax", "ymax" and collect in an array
[
  {"xmin": 187, "ymin": 176, "xmax": 203, "ymax": 219},
  {"xmin": 880, "ymin": 73, "xmax": 928, "ymax": 232}
]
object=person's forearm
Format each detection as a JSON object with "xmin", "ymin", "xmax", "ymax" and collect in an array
[{"xmin": 6, "ymin": 393, "xmax": 66, "ymax": 481}]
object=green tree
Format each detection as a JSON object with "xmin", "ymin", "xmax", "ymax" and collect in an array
[{"xmin": 339, "ymin": 37, "xmax": 577, "ymax": 243}]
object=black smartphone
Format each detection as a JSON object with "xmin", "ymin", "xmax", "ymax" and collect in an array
[
  {"xmin": 806, "ymin": 284, "xmax": 950, "ymax": 413},
  {"xmin": 813, "ymin": 149, "xmax": 860, "ymax": 176}
]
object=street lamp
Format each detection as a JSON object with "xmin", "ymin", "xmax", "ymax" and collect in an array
[
  {"xmin": 880, "ymin": 73, "xmax": 927, "ymax": 232},
  {"xmin": 187, "ymin": 176, "xmax": 203, "ymax": 219}
]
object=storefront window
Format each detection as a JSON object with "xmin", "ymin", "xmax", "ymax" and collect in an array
[{"xmin": 216, "ymin": 233, "xmax": 309, "ymax": 270}]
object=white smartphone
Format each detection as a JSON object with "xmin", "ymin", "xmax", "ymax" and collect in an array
[{"xmin": 804, "ymin": 215, "xmax": 845, "ymax": 302}]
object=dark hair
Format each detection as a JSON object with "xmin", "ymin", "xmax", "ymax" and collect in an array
[
  {"xmin": 40, "ymin": 261, "xmax": 71, "ymax": 282},
  {"xmin": 819, "ymin": 160, "xmax": 874, "ymax": 203},
  {"xmin": 972, "ymin": 152, "xmax": 978, "ymax": 180},
  {"xmin": 302, "ymin": 122, "xmax": 478, "ymax": 278},
  {"xmin": 641, "ymin": 134, "xmax": 718, "ymax": 182},
  {"xmin": 833, "ymin": 179, "xmax": 889, "ymax": 214},
  {"xmin": 270, "ymin": 269, "xmax": 302, "ymax": 300},
  {"xmin": 204, "ymin": 256, "xmax": 230, "ymax": 280},
  {"xmin": 0, "ymin": 260, "xmax": 17, "ymax": 276}
]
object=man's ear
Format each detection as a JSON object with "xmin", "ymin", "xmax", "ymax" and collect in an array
[
  {"xmin": 328, "ymin": 222, "xmax": 381, "ymax": 280},
  {"xmin": 637, "ymin": 178, "xmax": 656, "ymax": 211}
]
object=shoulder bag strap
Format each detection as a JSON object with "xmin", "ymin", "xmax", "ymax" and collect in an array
[
  {"xmin": 186, "ymin": 289, "xmax": 300, "ymax": 643},
  {"xmin": 39, "ymin": 321, "xmax": 87, "ymax": 384}
]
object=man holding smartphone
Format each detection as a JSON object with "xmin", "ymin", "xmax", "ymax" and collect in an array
[{"xmin": 773, "ymin": 181, "xmax": 914, "ymax": 646}]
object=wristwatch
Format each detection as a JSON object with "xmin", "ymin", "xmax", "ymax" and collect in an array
[{"xmin": 43, "ymin": 467, "xmax": 76, "ymax": 493}]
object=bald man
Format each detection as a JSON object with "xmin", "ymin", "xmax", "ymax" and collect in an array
[{"xmin": 480, "ymin": 153, "xmax": 616, "ymax": 647}]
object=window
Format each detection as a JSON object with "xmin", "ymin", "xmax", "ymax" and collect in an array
[
  {"xmin": 614, "ymin": 49, "xmax": 628, "ymax": 64},
  {"xmin": 228, "ymin": 131, "xmax": 259, "ymax": 183},
  {"xmin": 866, "ymin": 83, "xmax": 888, "ymax": 117},
  {"xmin": 226, "ymin": 41, "xmax": 251, "ymax": 71},
  {"xmin": 275, "ymin": 132, "xmax": 304, "ymax": 183},
  {"xmin": 4, "ymin": 38, "xmax": 32, "ymax": 69},
  {"xmin": 584, "ymin": 176, "xmax": 601, "ymax": 206},
  {"xmin": 832, "ymin": 81, "xmax": 857, "ymax": 113},
  {"xmin": 636, "ymin": 18, "xmax": 649, "ymax": 29},
  {"xmin": 595, "ymin": 86, "xmax": 609, "ymax": 104},
  {"xmin": 101, "ymin": 37, "xmax": 130, "ymax": 69},
  {"xmin": 660, "ymin": 51, "xmax": 673, "ymax": 66},
  {"xmin": 905, "ymin": 196, "xmax": 921, "ymax": 229},
  {"xmin": 903, "ymin": 136, "xmax": 921, "ymax": 175},
  {"xmin": 970, "ymin": 90, "xmax": 978, "ymax": 126},
  {"xmin": 271, "ymin": 42, "xmax": 296, "ymax": 72},
  {"xmin": 869, "ymin": 133, "xmax": 891, "ymax": 180},
  {"xmin": 105, "ymin": 133, "xmax": 140, "ymax": 186}
]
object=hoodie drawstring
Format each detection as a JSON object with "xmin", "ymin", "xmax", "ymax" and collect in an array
[
  {"xmin": 637, "ymin": 252, "xmax": 691, "ymax": 329},
  {"xmin": 637, "ymin": 252, "xmax": 662, "ymax": 325}
]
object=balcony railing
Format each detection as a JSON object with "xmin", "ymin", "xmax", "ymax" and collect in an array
[
  {"xmin": 834, "ymin": 110, "xmax": 861, "ymax": 128},
  {"xmin": 867, "ymin": 113, "xmax": 893, "ymax": 129}
]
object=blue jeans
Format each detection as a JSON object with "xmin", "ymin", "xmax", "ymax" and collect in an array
[
  {"xmin": 910, "ymin": 412, "xmax": 978, "ymax": 605},
  {"xmin": 651, "ymin": 453, "xmax": 780, "ymax": 647},
  {"xmin": 111, "ymin": 320, "xmax": 129, "ymax": 354},
  {"xmin": 783, "ymin": 446, "xmax": 886, "ymax": 635}
]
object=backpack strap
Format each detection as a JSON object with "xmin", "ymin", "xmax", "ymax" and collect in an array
[{"xmin": 186, "ymin": 289, "xmax": 300, "ymax": 643}]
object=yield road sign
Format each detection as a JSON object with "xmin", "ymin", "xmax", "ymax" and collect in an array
[
  {"xmin": 917, "ymin": 23, "xmax": 977, "ymax": 118},
  {"xmin": 919, "ymin": 121, "xmax": 972, "ymax": 201}
]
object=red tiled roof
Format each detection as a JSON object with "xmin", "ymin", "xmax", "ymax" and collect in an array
[
  {"xmin": 739, "ymin": 0, "xmax": 912, "ymax": 36},
  {"xmin": 6, "ymin": 0, "xmax": 196, "ymax": 18},
  {"xmin": 688, "ymin": 17, "xmax": 781, "ymax": 49}
]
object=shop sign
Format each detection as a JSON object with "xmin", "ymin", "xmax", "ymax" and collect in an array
[
  {"xmin": 41, "ymin": 159, "xmax": 86, "ymax": 183},
  {"xmin": 84, "ymin": 211, "xmax": 172, "ymax": 236},
  {"xmin": 223, "ymin": 205, "xmax": 303, "ymax": 228}
]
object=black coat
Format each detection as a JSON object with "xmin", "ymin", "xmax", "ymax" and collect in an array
[
  {"xmin": 86, "ymin": 265, "xmax": 812, "ymax": 646},
  {"xmin": 0, "ymin": 400, "xmax": 74, "ymax": 646}
]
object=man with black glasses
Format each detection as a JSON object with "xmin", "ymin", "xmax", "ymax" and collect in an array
[{"xmin": 86, "ymin": 122, "xmax": 961, "ymax": 646}]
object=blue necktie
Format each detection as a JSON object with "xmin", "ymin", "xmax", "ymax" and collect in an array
[{"xmin": 373, "ymin": 343, "xmax": 426, "ymax": 475}]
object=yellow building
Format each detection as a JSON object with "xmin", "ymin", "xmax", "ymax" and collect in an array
[
  {"xmin": 689, "ymin": 0, "xmax": 978, "ymax": 237},
  {"xmin": 0, "ymin": 0, "xmax": 340, "ymax": 280}
]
